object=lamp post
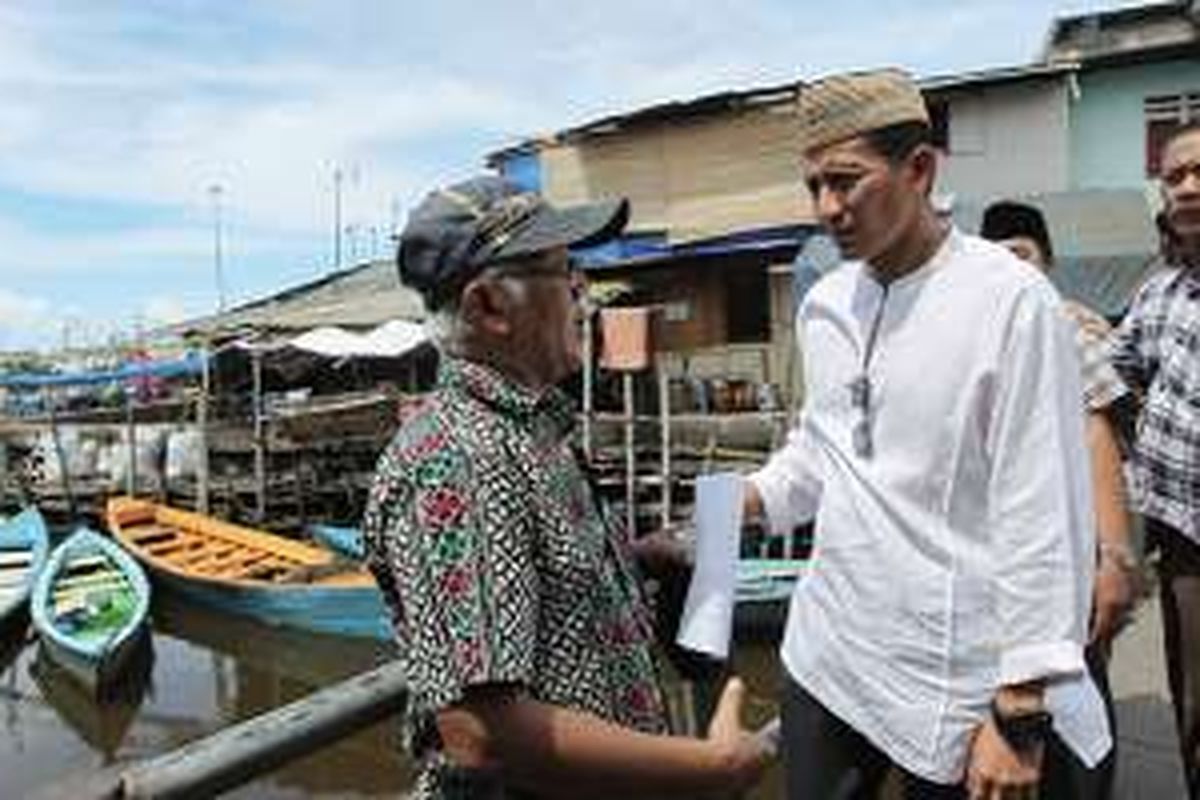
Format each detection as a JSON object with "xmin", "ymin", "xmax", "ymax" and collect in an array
[
  {"xmin": 208, "ymin": 184, "xmax": 227, "ymax": 313},
  {"xmin": 332, "ymin": 167, "xmax": 344, "ymax": 269}
]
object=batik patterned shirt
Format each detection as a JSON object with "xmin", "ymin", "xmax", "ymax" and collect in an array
[
  {"xmin": 363, "ymin": 356, "xmax": 666, "ymax": 799},
  {"xmin": 1107, "ymin": 267, "xmax": 1200, "ymax": 544}
]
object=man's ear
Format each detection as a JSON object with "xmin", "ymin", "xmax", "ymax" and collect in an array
[
  {"xmin": 459, "ymin": 279, "xmax": 512, "ymax": 337},
  {"xmin": 907, "ymin": 143, "xmax": 939, "ymax": 197}
]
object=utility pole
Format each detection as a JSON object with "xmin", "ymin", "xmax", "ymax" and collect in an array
[
  {"xmin": 332, "ymin": 167, "xmax": 344, "ymax": 269},
  {"xmin": 208, "ymin": 184, "xmax": 227, "ymax": 313}
]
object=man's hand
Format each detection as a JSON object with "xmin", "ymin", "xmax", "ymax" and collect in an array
[
  {"xmin": 629, "ymin": 526, "xmax": 693, "ymax": 574},
  {"xmin": 705, "ymin": 677, "xmax": 775, "ymax": 794},
  {"xmin": 965, "ymin": 717, "xmax": 1043, "ymax": 800},
  {"xmin": 1090, "ymin": 556, "xmax": 1136, "ymax": 646}
]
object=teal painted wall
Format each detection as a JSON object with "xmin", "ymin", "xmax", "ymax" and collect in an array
[{"xmin": 1070, "ymin": 58, "xmax": 1200, "ymax": 190}]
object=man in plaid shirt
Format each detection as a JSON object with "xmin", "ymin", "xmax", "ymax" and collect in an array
[{"xmin": 1107, "ymin": 123, "xmax": 1200, "ymax": 798}]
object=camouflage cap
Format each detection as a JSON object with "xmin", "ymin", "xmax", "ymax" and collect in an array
[
  {"xmin": 398, "ymin": 175, "xmax": 629, "ymax": 310},
  {"xmin": 797, "ymin": 68, "xmax": 930, "ymax": 153}
]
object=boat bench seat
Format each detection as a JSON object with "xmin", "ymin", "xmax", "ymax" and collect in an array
[{"xmin": 0, "ymin": 551, "xmax": 33, "ymax": 567}]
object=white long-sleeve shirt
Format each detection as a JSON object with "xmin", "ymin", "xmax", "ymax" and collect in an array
[{"xmin": 750, "ymin": 229, "xmax": 1111, "ymax": 783}]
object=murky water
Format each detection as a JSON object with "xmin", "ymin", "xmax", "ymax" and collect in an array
[{"xmin": 1, "ymin": 590, "xmax": 786, "ymax": 799}]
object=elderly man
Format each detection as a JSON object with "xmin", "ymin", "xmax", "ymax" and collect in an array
[
  {"xmin": 743, "ymin": 70, "xmax": 1110, "ymax": 799},
  {"xmin": 362, "ymin": 176, "xmax": 771, "ymax": 799},
  {"xmin": 1107, "ymin": 122, "xmax": 1200, "ymax": 798}
]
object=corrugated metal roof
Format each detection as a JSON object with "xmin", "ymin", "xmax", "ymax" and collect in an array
[
  {"xmin": 176, "ymin": 259, "xmax": 426, "ymax": 340},
  {"xmin": 487, "ymin": 63, "xmax": 1081, "ymax": 164}
]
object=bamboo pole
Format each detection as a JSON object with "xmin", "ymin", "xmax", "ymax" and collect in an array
[
  {"xmin": 0, "ymin": 438, "xmax": 8, "ymax": 511},
  {"xmin": 44, "ymin": 387, "xmax": 78, "ymax": 519},
  {"xmin": 582, "ymin": 308, "xmax": 594, "ymax": 461},
  {"xmin": 125, "ymin": 389, "xmax": 137, "ymax": 498},
  {"xmin": 197, "ymin": 344, "xmax": 211, "ymax": 515},
  {"xmin": 252, "ymin": 348, "xmax": 266, "ymax": 523},
  {"xmin": 659, "ymin": 360, "xmax": 671, "ymax": 528},
  {"xmin": 623, "ymin": 371, "xmax": 635, "ymax": 538}
]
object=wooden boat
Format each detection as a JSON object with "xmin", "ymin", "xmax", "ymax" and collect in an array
[
  {"xmin": 107, "ymin": 497, "xmax": 389, "ymax": 640},
  {"xmin": 0, "ymin": 507, "xmax": 50, "ymax": 636},
  {"xmin": 300, "ymin": 520, "xmax": 803, "ymax": 640},
  {"xmin": 30, "ymin": 527, "xmax": 152, "ymax": 695}
]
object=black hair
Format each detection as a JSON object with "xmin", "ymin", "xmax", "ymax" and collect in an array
[
  {"xmin": 863, "ymin": 121, "xmax": 934, "ymax": 165},
  {"xmin": 980, "ymin": 201, "xmax": 1055, "ymax": 264}
]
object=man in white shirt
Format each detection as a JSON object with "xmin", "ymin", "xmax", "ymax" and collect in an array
[{"xmin": 745, "ymin": 69, "xmax": 1111, "ymax": 799}]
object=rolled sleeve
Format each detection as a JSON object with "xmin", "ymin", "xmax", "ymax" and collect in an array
[
  {"xmin": 987, "ymin": 284, "xmax": 1093, "ymax": 685},
  {"xmin": 1000, "ymin": 640, "xmax": 1085, "ymax": 686}
]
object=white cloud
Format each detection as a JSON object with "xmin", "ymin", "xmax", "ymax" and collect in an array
[
  {"xmin": 0, "ymin": 288, "xmax": 52, "ymax": 351},
  {"xmin": 0, "ymin": 0, "xmax": 1139, "ymax": 351}
]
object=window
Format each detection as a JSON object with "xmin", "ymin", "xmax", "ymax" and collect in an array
[{"xmin": 1145, "ymin": 93, "xmax": 1200, "ymax": 176}]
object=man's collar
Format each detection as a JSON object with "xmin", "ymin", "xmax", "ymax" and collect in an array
[{"xmin": 438, "ymin": 355, "xmax": 575, "ymax": 430}]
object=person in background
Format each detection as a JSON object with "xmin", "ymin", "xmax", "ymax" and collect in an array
[
  {"xmin": 744, "ymin": 68, "xmax": 1111, "ymax": 799},
  {"xmin": 981, "ymin": 199, "xmax": 1137, "ymax": 798},
  {"xmin": 363, "ymin": 175, "xmax": 772, "ymax": 799},
  {"xmin": 1107, "ymin": 122, "xmax": 1200, "ymax": 798}
]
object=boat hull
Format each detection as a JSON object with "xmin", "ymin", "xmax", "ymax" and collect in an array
[
  {"xmin": 108, "ymin": 498, "xmax": 389, "ymax": 641},
  {"xmin": 0, "ymin": 508, "xmax": 51, "ymax": 635},
  {"xmin": 30, "ymin": 528, "xmax": 152, "ymax": 697},
  {"xmin": 151, "ymin": 565, "xmax": 389, "ymax": 640}
]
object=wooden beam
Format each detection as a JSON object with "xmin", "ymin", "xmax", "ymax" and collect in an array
[{"xmin": 120, "ymin": 660, "xmax": 408, "ymax": 799}]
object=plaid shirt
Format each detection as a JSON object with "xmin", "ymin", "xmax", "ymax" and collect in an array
[
  {"xmin": 363, "ymin": 356, "xmax": 666, "ymax": 799},
  {"xmin": 1107, "ymin": 267, "xmax": 1200, "ymax": 543},
  {"xmin": 1062, "ymin": 300, "xmax": 1128, "ymax": 413}
]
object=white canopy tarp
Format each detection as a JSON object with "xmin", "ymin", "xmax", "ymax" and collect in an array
[{"xmin": 248, "ymin": 319, "xmax": 430, "ymax": 358}]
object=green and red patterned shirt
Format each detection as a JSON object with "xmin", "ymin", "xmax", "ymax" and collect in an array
[{"xmin": 363, "ymin": 356, "xmax": 667, "ymax": 798}]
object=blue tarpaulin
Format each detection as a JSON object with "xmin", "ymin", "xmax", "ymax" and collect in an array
[{"xmin": 0, "ymin": 352, "xmax": 206, "ymax": 388}]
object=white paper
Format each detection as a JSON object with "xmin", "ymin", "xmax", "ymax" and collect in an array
[{"xmin": 676, "ymin": 473, "xmax": 743, "ymax": 659}]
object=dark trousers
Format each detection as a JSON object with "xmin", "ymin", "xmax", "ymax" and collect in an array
[
  {"xmin": 781, "ymin": 675, "xmax": 1113, "ymax": 799},
  {"xmin": 1150, "ymin": 519, "xmax": 1200, "ymax": 799}
]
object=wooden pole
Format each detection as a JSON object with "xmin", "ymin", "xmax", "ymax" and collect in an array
[
  {"xmin": 197, "ymin": 345, "xmax": 211, "ymax": 515},
  {"xmin": 623, "ymin": 371, "xmax": 635, "ymax": 538},
  {"xmin": 0, "ymin": 438, "xmax": 8, "ymax": 511},
  {"xmin": 41, "ymin": 660, "xmax": 408, "ymax": 800},
  {"xmin": 44, "ymin": 387, "xmax": 78, "ymax": 519},
  {"xmin": 252, "ymin": 348, "xmax": 266, "ymax": 523},
  {"xmin": 582, "ymin": 309, "xmax": 594, "ymax": 461},
  {"xmin": 125, "ymin": 389, "xmax": 137, "ymax": 498},
  {"xmin": 659, "ymin": 360, "xmax": 671, "ymax": 528}
]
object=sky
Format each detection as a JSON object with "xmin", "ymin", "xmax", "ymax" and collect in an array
[{"xmin": 0, "ymin": 0, "xmax": 1142, "ymax": 352}]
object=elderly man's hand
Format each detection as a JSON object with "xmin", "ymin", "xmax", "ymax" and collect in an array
[
  {"xmin": 966, "ymin": 718, "xmax": 1042, "ymax": 800},
  {"xmin": 705, "ymin": 677, "xmax": 775, "ymax": 794},
  {"xmin": 629, "ymin": 526, "xmax": 694, "ymax": 574}
]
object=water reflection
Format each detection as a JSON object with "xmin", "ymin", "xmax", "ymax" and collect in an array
[
  {"xmin": 1, "ymin": 588, "xmax": 785, "ymax": 799},
  {"xmin": 28, "ymin": 636, "xmax": 153, "ymax": 762},
  {"xmin": 0, "ymin": 589, "xmax": 408, "ymax": 798}
]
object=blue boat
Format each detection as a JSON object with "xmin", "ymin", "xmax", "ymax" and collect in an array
[
  {"xmin": 0, "ymin": 507, "xmax": 51, "ymax": 637},
  {"xmin": 30, "ymin": 527, "xmax": 152, "ymax": 695},
  {"xmin": 108, "ymin": 497, "xmax": 389, "ymax": 641},
  {"xmin": 307, "ymin": 523, "xmax": 366, "ymax": 561},
  {"xmin": 302, "ymin": 521, "xmax": 805, "ymax": 639},
  {"xmin": 733, "ymin": 558, "xmax": 807, "ymax": 638}
]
